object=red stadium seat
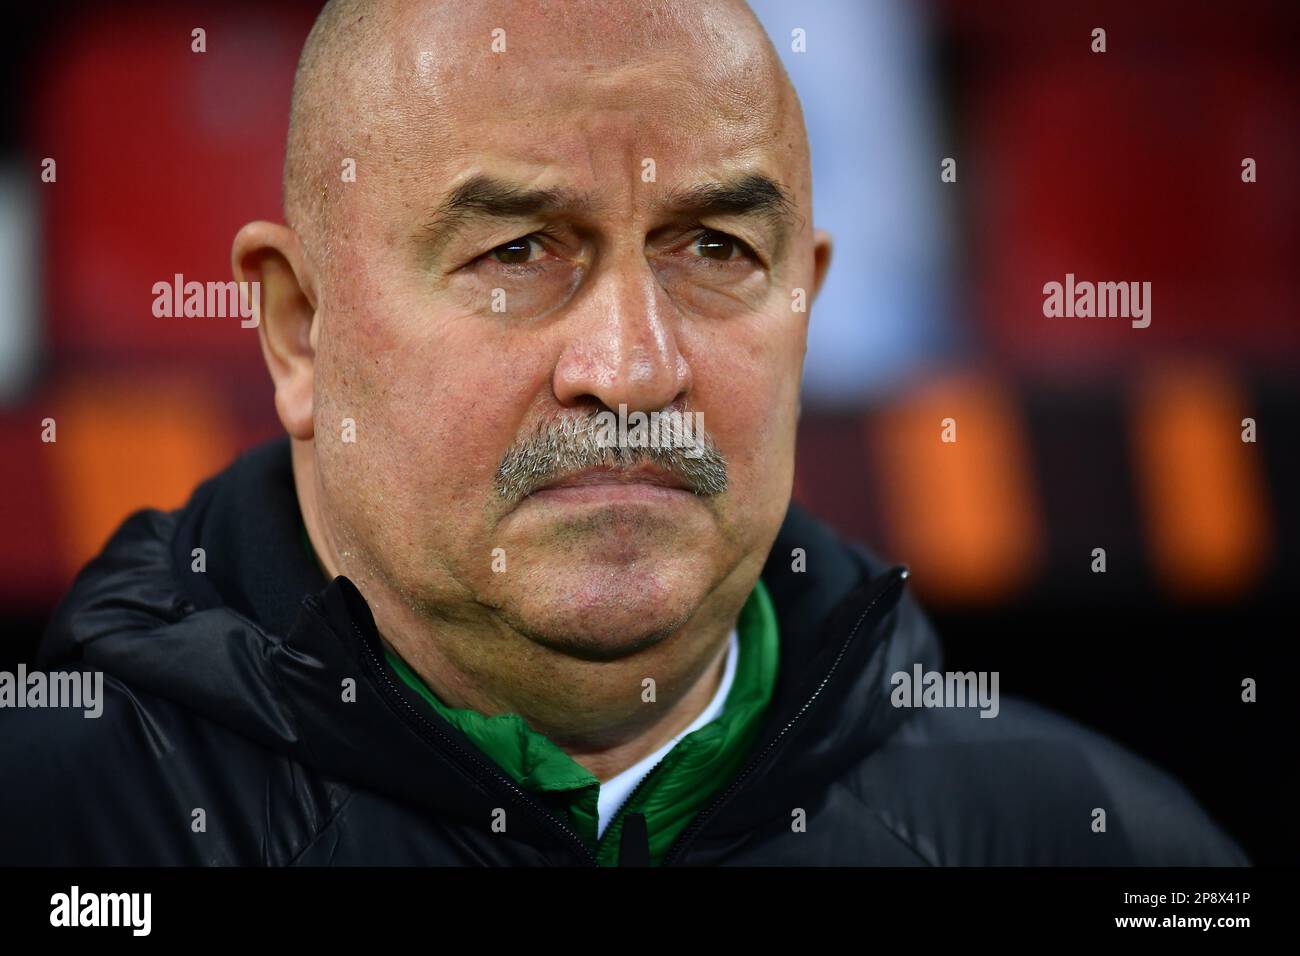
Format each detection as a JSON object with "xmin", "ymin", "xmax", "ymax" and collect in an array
[{"xmin": 27, "ymin": 4, "xmax": 314, "ymax": 369}]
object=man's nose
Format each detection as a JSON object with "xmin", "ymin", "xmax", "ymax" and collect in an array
[{"xmin": 551, "ymin": 256, "xmax": 691, "ymax": 413}]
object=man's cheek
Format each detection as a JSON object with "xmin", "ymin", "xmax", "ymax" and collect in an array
[{"xmin": 427, "ymin": 416, "xmax": 514, "ymax": 503}]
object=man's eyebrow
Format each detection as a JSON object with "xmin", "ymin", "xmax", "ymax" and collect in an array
[
  {"xmin": 418, "ymin": 172, "xmax": 800, "ymax": 257},
  {"xmin": 420, "ymin": 175, "xmax": 591, "ymax": 254},
  {"xmin": 661, "ymin": 174, "xmax": 799, "ymax": 239}
]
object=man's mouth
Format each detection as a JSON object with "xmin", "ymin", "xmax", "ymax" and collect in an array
[{"xmin": 524, "ymin": 464, "xmax": 696, "ymax": 504}]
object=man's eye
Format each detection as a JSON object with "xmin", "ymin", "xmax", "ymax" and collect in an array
[
  {"xmin": 488, "ymin": 236, "xmax": 540, "ymax": 265},
  {"xmin": 692, "ymin": 230, "xmax": 751, "ymax": 262}
]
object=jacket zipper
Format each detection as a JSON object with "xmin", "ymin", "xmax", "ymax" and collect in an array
[
  {"xmin": 660, "ymin": 566, "xmax": 910, "ymax": 866},
  {"xmin": 596, "ymin": 745, "xmax": 675, "ymax": 862},
  {"xmin": 351, "ymin": 617, "xmax": 599, "ymax": 865}
]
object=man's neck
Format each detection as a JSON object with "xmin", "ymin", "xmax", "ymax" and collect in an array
[
  {"xmin": 375, "ymin": 599, "xmax": 736, "ymax": 781},
  {"xmin": 539, "ymin": 636, "xmax": 731, "ymax": 781}
]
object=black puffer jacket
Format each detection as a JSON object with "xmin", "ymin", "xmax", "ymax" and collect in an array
[{"xmin": 0, "ymin": 439, "xmax": 1246, "ymax": 865}]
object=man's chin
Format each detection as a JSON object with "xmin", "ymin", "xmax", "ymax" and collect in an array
[
  {"xmin": 510, "ymin": 618, "xmax": 681, "ymax": 663},
  {"xmin": 494, "ymin": 567, "xmax": 711, "ymax": 663},
  {"xmin": 481, "ymin": 504, "xmax": 729, "ymax": 659}
]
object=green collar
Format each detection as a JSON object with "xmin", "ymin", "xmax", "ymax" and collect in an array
[{"xmin": 383, "ymin": 583, "xmax": 779, "ymax": 866}]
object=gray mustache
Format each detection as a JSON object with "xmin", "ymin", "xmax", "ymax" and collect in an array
[{"xmin": 495, "ymin": 411, "xmax": 728, "ymax": 502}]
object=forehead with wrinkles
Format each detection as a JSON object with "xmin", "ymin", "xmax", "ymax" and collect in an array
[{"xmin": 283, "ymin": 0, "xmax": 809, "ymax": 270}]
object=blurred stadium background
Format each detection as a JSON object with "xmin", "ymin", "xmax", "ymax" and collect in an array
[{"xmin": 0, "ymin": 1, "xmax": 1295, "ymax": 862}]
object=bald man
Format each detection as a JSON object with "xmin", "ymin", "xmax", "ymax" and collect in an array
[{"xmin": 2, "ymin": 0, "xmax": 1245, "ymax": 866}]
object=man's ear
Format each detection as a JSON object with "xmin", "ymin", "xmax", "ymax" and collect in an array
[
  {"xmin": 811, "ymin": 228, "xmax": 833, "ymax": 303},
  {"xmin": 232, "ymin": 222, "xmax": 318, "ymax": 440}
]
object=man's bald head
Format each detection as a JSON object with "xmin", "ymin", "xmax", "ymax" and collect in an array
[
  {"xmin": 239, "ymin": 0, "xmax": 834, "ymax": 721},
  {"xmin": 283, "ymin": 0, "xmax": 388, "ymax": 264},
  {"xmin": 282, "ymin": 0, "xmax": 808, "ymax": 269}
]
